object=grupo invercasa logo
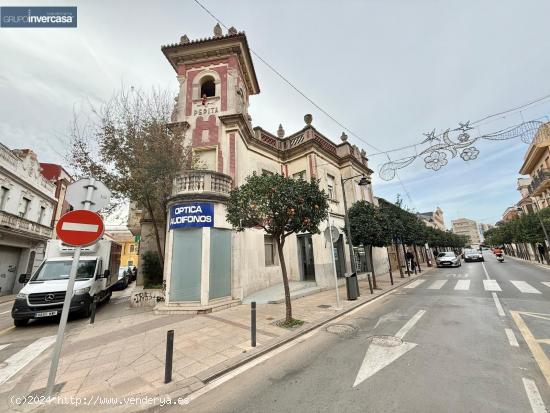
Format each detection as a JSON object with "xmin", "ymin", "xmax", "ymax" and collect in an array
[{"xmin": 0, "ymin": 6, "xmax": 77, "ymax": 28}]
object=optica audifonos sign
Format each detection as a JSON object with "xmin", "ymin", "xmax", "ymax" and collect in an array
[{"xmin": 169, "ymin": 203, "xmax": 214, "ymax": 229}]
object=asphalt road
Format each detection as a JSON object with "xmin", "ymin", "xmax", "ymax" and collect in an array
[{"xmin": 172, "ymin": 254, "xmax": 550, "ymax": 413}]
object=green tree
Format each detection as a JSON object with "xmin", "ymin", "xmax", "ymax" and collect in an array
[
  {"xmin": 69, "ymin": 87, "xmax": 194, "ymax": 272},
  {"xmin": 348, "ymin": 201, "xmax": 391, "ymax": 288},
  {"xmin": 226, "ymin": 173, "xmax": 329, "ymax": 324}
]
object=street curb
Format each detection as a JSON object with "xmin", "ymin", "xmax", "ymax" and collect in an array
[
  {"xmin": 195, "ymin": 269, "xmax": 431, "ymax": 384},
  {"xmin": 506, "ymin": 255, "xmax": 550, "ymax": 271}
]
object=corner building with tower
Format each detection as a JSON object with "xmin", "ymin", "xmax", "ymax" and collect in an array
[{"xmin": 154, "ymin": 25, "xmax": 383, "ymax": 313}]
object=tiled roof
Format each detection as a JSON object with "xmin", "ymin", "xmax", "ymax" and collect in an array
[{"xmin": 161, "ymin": 31, "xmax": 246, "ymax": 50}]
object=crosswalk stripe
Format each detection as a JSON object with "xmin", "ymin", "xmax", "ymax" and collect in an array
[
  {"xmin": 404, "ymin": 279, "xmax": 426, "ymax": 289},
  {"xmin": 483, "ymin": 280, "xmax": 502, "ymax": 292},
  {"xmin": 542, "ymin": 282, "xmax": 550, "ymax": 288},
  {"xmin": 0, "ymin": 336, "xmax": 56, "ymax": 385},
  {"xmin": 454, "ymin": 280, "xmax": 470, "ymax": 290},
  {"xmin": 428, "ymin": 280, "xmax": 447, "ymax": 289},
  {"xmin": 510, "ymin": 281, "xmax": 542, "ymax": 294},
  {"xmin": 0, "ymin": 343, "xmax": 10, "ymax": 351}
]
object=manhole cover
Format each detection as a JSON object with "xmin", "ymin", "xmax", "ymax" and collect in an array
[
  {"xmin": 326, "ymin": 324, "xmax": 357, "ymax": 336},
  {"xmin": 368, "ymin": 335, "xmax": 403, "ymax": 347}
]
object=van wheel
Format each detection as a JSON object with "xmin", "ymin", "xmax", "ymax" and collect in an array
[{"xmin": 14, "ymin": 319, "xmax": 28, "ymax": 327}]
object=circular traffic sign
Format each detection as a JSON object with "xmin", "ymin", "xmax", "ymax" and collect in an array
[{"xmin": 56, "ymin": 210, "xmax": 104, "ymax": 247}]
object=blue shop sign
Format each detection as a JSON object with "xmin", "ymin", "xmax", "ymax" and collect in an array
[{"xmin": 170, "ymin": 203, "xmax": 214, "ymax": 229}]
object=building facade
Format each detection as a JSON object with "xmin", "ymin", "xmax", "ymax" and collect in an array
[
  {"xmin": 0, "ymin": 144, "xmax": 56, "ymax": 296},
  {"xmin": 452, "ymin": 218, "xmax": 481, "ymax": 246},
  {"xmin": 105, "ymin": 226, "xmax": 139, "ymax": 269},
  {"xmin": 518, "ymin": 122, "xmax": 550, "ymax": 212},
  {"xmin": 39, "ymin": 163, "xmax": 73, "ymax": 231},
  {"xmin": 143, "ymin": 26, "xmax": 379, "ymax": 312},
  {"xmin": 417, "ymin": 207, "xmax": 445, "ymax": 230}
]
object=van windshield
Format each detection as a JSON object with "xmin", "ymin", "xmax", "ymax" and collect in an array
[{"xmin": 31, "ymin": 260, "xmax": 97, "ymax": 281}]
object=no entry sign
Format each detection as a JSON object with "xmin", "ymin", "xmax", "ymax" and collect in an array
[{"xmin": 56, "ymin": 210, "xmax": 104, "ymax": 247}]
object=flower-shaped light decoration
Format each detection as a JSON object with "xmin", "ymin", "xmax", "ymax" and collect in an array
[
  {"xmin": 424, "ymin": 151, "xmax": 448, "ymax": 171},
  {"xmin": 460, "ymin": 146, "xmax": 479, "ymax": 161},
  {"xmin": 457, "ymin": 132, "xmax": 470, "ymax": 142}
]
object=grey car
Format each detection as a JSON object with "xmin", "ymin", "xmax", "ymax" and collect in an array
[
  {"xmin": 436, "ymin": 251, "xmax": 461, "ymax": 268},
  {"xmin": 464, "ymin": 249, "xmax": 484, "ymax": 262}
]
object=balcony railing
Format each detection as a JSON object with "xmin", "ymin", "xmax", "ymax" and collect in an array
[
  {"xmin": 0, "ymin": 210, "xmax": 53, "ymax": 239},
  {"xmin": 528, "ymin": 168, "xmax": 550, "ymax": 196},
  {"xmin": 172, "ymin": 170, "xmax": 232, "ymax": 197}
]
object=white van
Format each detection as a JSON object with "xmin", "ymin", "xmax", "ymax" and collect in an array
[{"xmin": 11, "ymin": 239, "xmax": 121, "ymax": 326}]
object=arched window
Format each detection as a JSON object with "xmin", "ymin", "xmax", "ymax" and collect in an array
[{"xmin": 200, "ymin": 77, "xmax": 215, "ymax": 98}]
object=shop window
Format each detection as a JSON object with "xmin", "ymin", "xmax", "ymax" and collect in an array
[
  {"xmin": 264, "ymin": 235, "xmax": 278, "ymax": 266},
  {"xmin": 200, "ymin": 77, "xmax": 216, "ymax": 98}
]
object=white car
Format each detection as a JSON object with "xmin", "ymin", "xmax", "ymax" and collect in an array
[{"xmin": 436, "ymin": 251, "xmax": 461, "ymax": 268}]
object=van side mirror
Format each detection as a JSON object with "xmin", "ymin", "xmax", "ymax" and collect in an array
[
  {"xmin": 18, "ymin": 273, "xmax": 28, "ymax": 284},
  {"xmin": 103, "ymin": 269, "xmax": 110, "ymax": 278}
]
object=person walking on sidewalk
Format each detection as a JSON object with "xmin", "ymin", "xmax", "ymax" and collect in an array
[
  {"xmin": 405, "ymin": 250, "xmax": 416, "ymax": 274},
  {"xmin": 538, "ymin": 243, "xmax": 547, "ymax": 264}
]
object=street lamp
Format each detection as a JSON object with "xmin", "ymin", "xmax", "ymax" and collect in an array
[{"xmin": 341, "ymin": 174, "xmax": 373, "ymax": 294}]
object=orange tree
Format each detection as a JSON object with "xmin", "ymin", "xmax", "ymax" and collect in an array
[{"xmin": 226, "ymin": 172, "xmax": 329, "ymax": 325}]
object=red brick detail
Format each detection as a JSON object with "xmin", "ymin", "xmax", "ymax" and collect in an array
[
  {"xmin": 229, "ymin": 133, "xmax": 236, "ymax": 180},
  {"xmin": 192, "ymin": 115, "xmax": 219, "ymax": 147},
  {"xmin": 218, "ymin": 149, "xmax": 223, "ymax": 173},
  {"xmin": 308, "ymin": 154, "xmax": 317, "ymax": 178},
  {"xmin": 186, "ymin": 63, "xmax": 228, "ymax": 116}
]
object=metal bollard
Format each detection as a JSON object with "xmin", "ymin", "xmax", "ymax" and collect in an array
[
  {"xmin": 251, "ymin": 302, "xmax": 256, "ymax": 347},
  {"xmin": 89, "ymin": 301, "xmax": 97, "ymax": 324},
  {"xmin": 165, "ymin": 330, "xmax": 174, "ymax": 383}
]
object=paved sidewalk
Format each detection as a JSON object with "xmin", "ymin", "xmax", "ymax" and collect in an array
[{"xmin": 2, "ymin": 268, "xmax": 432, "ymax": 412}]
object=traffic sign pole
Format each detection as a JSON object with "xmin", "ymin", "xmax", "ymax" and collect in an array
[
  {"xmin": 46, "ymin": 178, "xmax": 103, "ymax": 397},
  {"xmin": 327, "ymin": 211, "xmax": 342, "ymax": 310}
]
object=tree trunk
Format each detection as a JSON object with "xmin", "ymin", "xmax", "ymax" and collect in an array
[
  {"xmin": 402, "ymin": 243, "xmax": 411, "ymax": 276},
  {"xmin": 276, "ymin": 237, "xmax": 292, "ymax": 323},
  {"xmin": 369, "ymin": 245, "xmax": 377, "ymax": 289},
  {"xmin": 386, "ymin": 246, "xmax": 394, "ymax": 284},
  {"xmin": 413, "ymin": 245, "xmax": 422, "ymax": 273},
  {"xmin": 395, "ymin": 243, "xmax": 404, "ymax": 278},
  {"xmin": 145, "ymin": 197, "xmax": 165, "ymax": 273}
]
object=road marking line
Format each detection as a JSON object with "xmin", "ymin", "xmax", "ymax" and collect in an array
[
  {"xmin": 542, "ymin": 282, "xmax": 550, "ymax": 288},
  {"xmin": 0, "ymin": 343, "xmax": 10, "ymax": 351},
  {"xmin": 483, "ymin": 279, "xmax": 502, "ymax": 292},
  {"xmin": 395, "ymin": 310, "xmax": 426, "ymax": 340},
  {"xmin": 511, "ymin": 311, "xmax": 550, "ymax": 388},
  {"xmin": 0, "ymin": 336, "xmax": 56, "ymax": 385},
  {"xmin": 428, "ymin": 280, "xmax": 447, "ymax": 290},
  {"xmin": 522, "ymin": 377, "xmax": 547, "ymax": 413},
  {"xmin": 0, "ymin": 326, "xmax": 14, "ymax": 337},
  {"xmin": 61, "ymin": 222, "xmax": 99, "ymax": 232},
  {"xmin": 505, "ymin": 328, "xmax": 519, "ymax": 347},
  {"xmin": 404, "ymin": 279, "xmax": 426, "ymax": 289},
  {"xmin": 454, "ymin": 280, "xmax": 470, "ymax": 290},
  {"xmin": 492, "ymin": 293, "xmax": 505, "ymax": 316},
  {"xmin": 510, "ymin": 281, "xmax": 542, "ymax": 294},
  {"xmin": 481, "ymin": 262, "xmax": 491, "ymax": 280}
]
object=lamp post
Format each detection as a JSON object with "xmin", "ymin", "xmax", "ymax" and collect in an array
[{"xmin": 341, "ymin": 174, "xmax": 373, "ymax": 294}]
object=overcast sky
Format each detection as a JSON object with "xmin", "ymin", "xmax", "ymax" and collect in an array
[{"xmin": 2, "ymin": 0, "xmax": 550, "ymax": 227}]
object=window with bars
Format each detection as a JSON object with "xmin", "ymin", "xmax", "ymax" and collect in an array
[{"xmin": 264, "ymin": 235, "xmax": 278, "ymax": 266}]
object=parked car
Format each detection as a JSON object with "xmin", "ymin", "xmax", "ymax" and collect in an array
[
  {"xmin": 464, "ymin": 249, "xmax": 484, "ymax": 262},
  {"xmin": 436, "ymin": 251, "xmax": 461, "ymax": 268},
  {"xmin": 113, "ymin": 268, "xmax": 130, "ymax": 290},
  {"xmin": 127, "ymin": 265, "xmax": 137, "ymax": 282}
]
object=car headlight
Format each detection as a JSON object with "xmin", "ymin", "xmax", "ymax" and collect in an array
[
  {"xmin": 16, "ymin": 292, "xmax": 27, "ymax": 299},
  {"xmin": 74, "ymin": 287, "xmax": 90, "ymax": 295}
]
